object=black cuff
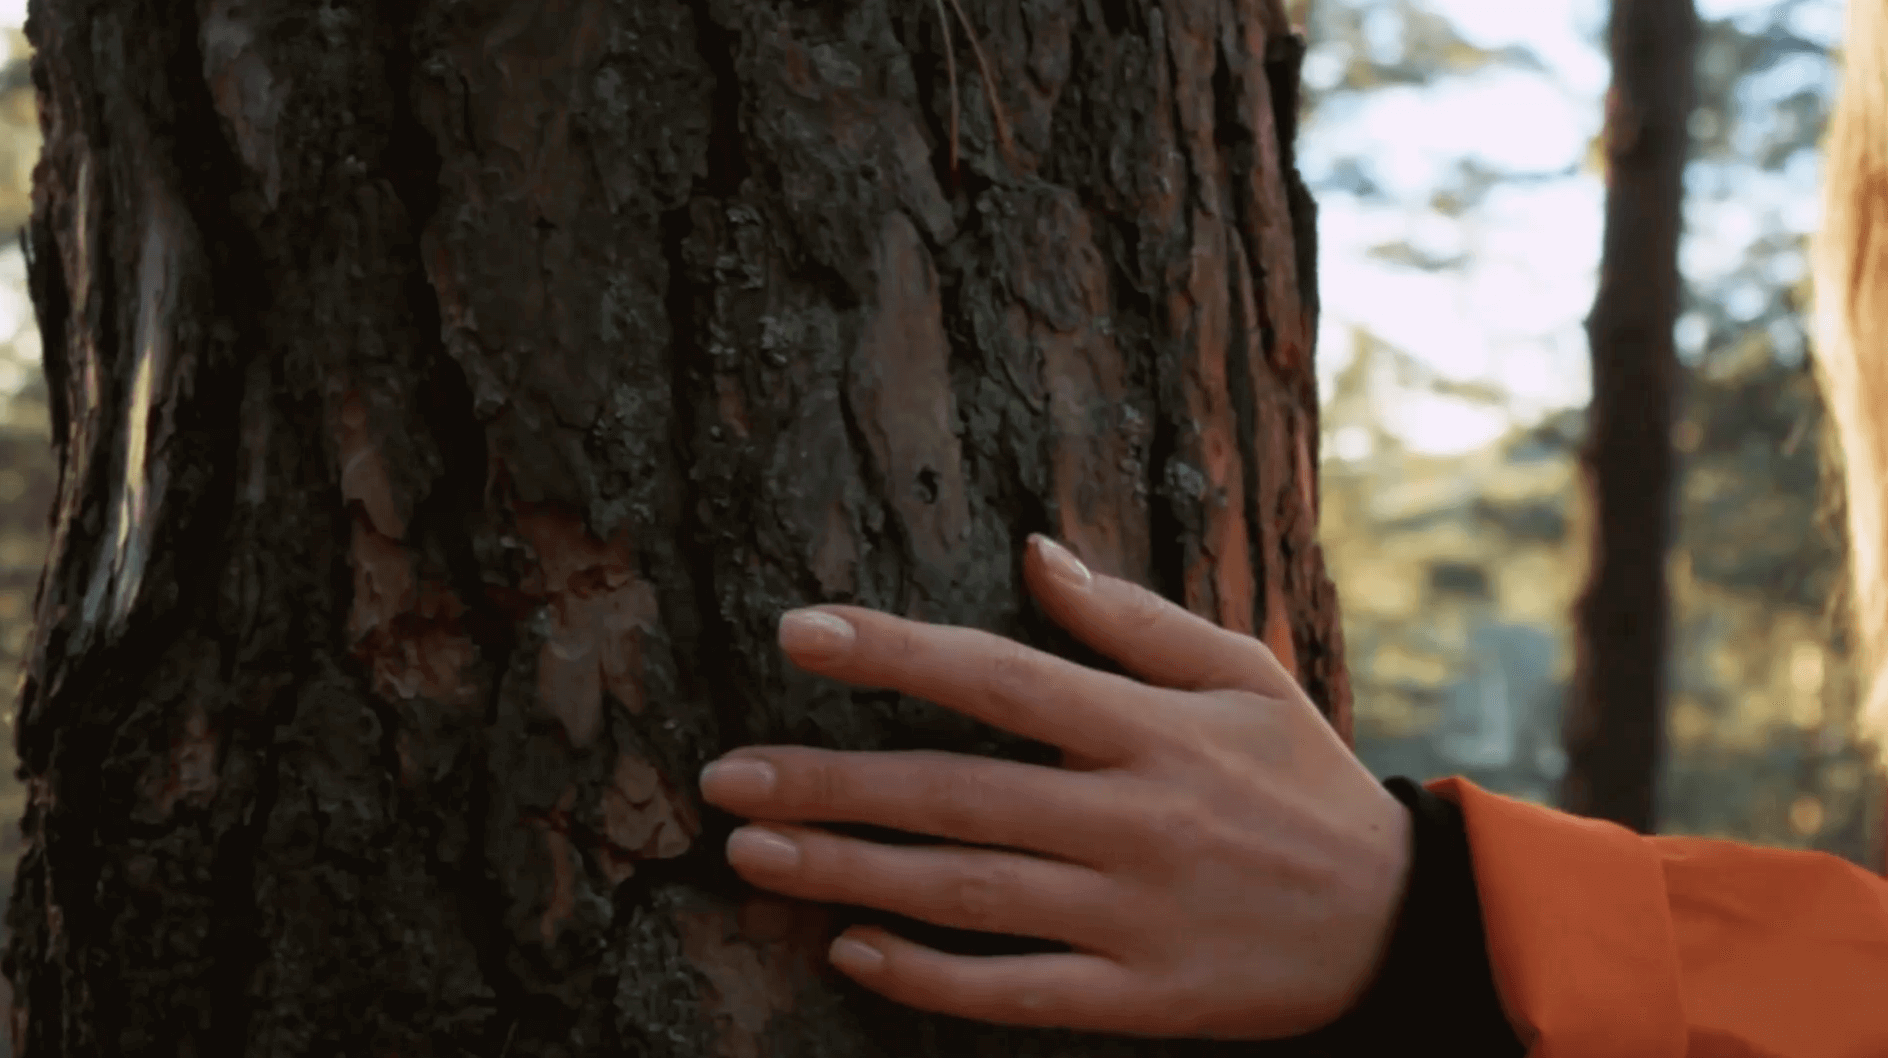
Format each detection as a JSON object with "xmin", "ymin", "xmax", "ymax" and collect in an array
[{"xmin": 1273, "ymin": 777, "xmax": 1525, "ymax": 1056}]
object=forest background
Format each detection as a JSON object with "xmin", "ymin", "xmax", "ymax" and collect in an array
[{"xmin": 0, "ymin": 0, "xmax": 1867, "ymax": 1031}]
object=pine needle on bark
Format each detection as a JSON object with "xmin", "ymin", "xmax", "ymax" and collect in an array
[{"xmin": 933, "ymin": 0, "xmax": 1016, "ymax": 174}]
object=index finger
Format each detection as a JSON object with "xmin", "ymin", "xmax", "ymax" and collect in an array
[
  {"xmin": 777, "ymin": 605, "xmax": 1172, "ymax": 765},
  {"xmin": 1023, "ymin": 535, "xmax": 1301, "ymax": 701}
]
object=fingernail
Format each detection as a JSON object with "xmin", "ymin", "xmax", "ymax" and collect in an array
[
  {"xmin": 728, "ymin": 827, "xmax": 801, "ymax": 871},
  {"xmin": 830, "ymin": 935, "xmax": 885, "ymax": 971},
  {"xmin": 700, "ymin": 758, "xmax": 777, "ymax": 801},
  {"xmin": 1032, "ymin": 534, "xmax": 1091, "ymax": 590},
  {"xmin": 779, "ymin": 609, "xmax": 856, "ymax": 657}
]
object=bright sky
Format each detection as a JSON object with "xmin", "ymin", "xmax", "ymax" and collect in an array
[
  {"xmin": 1308, "ymin": 0, "xmax": 1841, "ymax": 456},
  {"xmin": 0, "ymin": 0, "xmax": 1844, "ymax": 454}
]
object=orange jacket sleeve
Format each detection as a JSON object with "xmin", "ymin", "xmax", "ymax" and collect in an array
[{"xmin": 1429, "ymin": 777, "xmax": 1888, "ymax": 1058}]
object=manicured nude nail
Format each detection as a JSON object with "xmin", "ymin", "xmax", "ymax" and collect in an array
[
  {"xmin": 1032, "ymin": 534, "xmax": 1092, "ymax": 589},
  {"xmin": 779, "ymin": 609, "xmax": 856, "ymax": 656},
  {"xmin": 830, "ymin": 935, "xmax": 885, "ymax": 971},
  {"xmin": 728, "ymin": 827, "xmax": 801, "ymax": 870},
  {"xmin": 699, "ymin": 757, "xmax": 777, "ymax": 801}
]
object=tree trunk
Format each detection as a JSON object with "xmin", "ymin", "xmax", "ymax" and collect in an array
[
  {"xmin": 1560, "ymin": 0, "xmax": 1696, "ymax": 833},
  {"xmin": 7, "ymin": 0, "xmax": 1341, "ymax": 1053}
]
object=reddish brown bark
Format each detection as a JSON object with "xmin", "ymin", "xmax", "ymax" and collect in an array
[
  {"xmin": 8, "ymin": 0, "xmax": 1341, "ymax": 1053},
  {"xmin": 1561, "ymin": 0, "xmax": 1697, "ymax": 832}
]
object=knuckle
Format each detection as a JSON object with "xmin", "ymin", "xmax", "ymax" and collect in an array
[
  {"xmin": 885, "ymin": 620, "xmax": 925, "ymax": 665},
  {"xmin": 938, "ymin": 858, "xmax": 1017, "ymax": 930},
  {"xmin": 1138, "ymin": 794, "xmax": 1215, "ymax": 859},
  {"xmin": 791, "ymin": 754, "xmax": 849, "ymax": 813},
  {"xmin": 1202, "ymin": 690, "xmax": 1302, "ymax": 759},
  {"xmin": 1206, "ymin": 687, "xmax": 1279, "ymax": 719},
  {"xmin": 1202, "ymin": 688, "xmax": 1293, "ymax": 741},
  {"xmin": 982, "ymin": 641, "xmax": 1040, "ymax": 706},
  {"xmin": 1129, "ymin": 698, "xmax": 1211, "ymax": 760},
  {"xmin": 1249, "ymin": 633, "xmax": 1283, "ymax": 666},
  {"xmin": 1118, "ymin": 582, "xmax": 1168, "ymax": 633},
  {"xmin": 1012, "ymin": 989, "xmax": 1051, "ymax": 1018},
  {"xmin": 921, "ymin": 767, "xmax": 988, "ymax": 836},
  {"xmin": 794, "ymin": 830, "xmax": 850, "ymax": 888}
]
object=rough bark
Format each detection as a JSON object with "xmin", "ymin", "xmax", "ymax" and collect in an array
[
  {"xmin": 7, "ymin": 0, "xmax": 1341, "ymax": 1053},
  {"xmin": 1560, "ymin": 0, "xmax": 1696, "ymax": 833}
]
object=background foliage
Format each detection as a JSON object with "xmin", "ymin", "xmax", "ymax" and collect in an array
[{"xmin": 1299, "ymin": 0, "xmax": 1880, "ymax": 862}]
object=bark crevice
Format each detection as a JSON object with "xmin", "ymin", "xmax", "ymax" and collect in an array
[
  {"xmin": 662, "ymin": 201, "xmax": 747, "ymax": 751},
  {"xmin": 1264, "ymin": 31, "xmax": 1320, "ymax": 350},
  {"xmin": 663, "ymin": 0, "xmax": 752, "ymax": 757},
  {"xmin": 375, "ymin": 0, "xmax": 529, "ymax": 1043},
  {"xmin": 1210, "ymin": 39, "xmax": 1270, "ymax": 637},
  {"xmin": 689, "ymin": 0, "xmax": 749, "ymax": 198}
]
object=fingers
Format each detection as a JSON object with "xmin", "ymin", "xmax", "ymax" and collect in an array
[
  {"xmin": 824, "ymin": 925, "xmax": 1157, "ymax": 1035},
  {"xmin": 1023, "ymin": 534, "xmax": 1299, "ymax": 700},
  {"xmin": 702, "ymin": 747, "xmax": 1129, "ymax": 865},
  {"xmin": 724, "ymin": 823, "xmax": 1129, "ymax": 948},
  {"xmin": 777, "ymin": 604, "xmax": 1172, "ymax": 765}
]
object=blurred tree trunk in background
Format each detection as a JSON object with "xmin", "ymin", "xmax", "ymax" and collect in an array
[
  {"xmin": 6, "ymin": 0, "xmax": 1345, "ymax": 1053},
  {"xmin": 1561, "ymin": 0, "xmax": 1698, "ymax": 832}
]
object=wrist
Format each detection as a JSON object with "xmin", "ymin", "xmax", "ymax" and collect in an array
[{"xmin": 1289, "ymin": 778, "xmax": 1524, "ymax": 1054}]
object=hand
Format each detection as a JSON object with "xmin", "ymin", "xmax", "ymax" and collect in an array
[{"xmin": 697, "ymin": 534, "xmax": 1413, "ymax": 1040}]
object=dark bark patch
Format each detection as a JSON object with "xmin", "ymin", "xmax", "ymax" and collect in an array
[{"xmin": 134, "ymin": 699, "xmax": 221, "ymax": 822}]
